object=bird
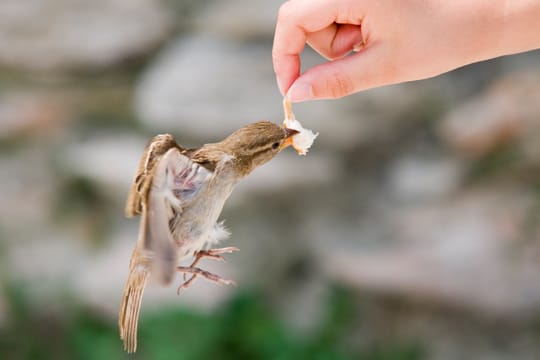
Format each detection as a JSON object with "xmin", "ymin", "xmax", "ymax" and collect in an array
[{"xmin": 119, "ymin": 121, "xmax": 300, "ymax": 353}]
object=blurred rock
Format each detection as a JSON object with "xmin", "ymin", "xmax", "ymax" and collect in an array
[
  {"xmin": 233, "ymin": 151, "xmax": 342, "ymax": 203},
  {"xmin": 135, "ymin": 36, "xmax": 278, "ymax": 139},
  {"xmin": 7, "ymin": 228, "xmax": 87, "ymax": 283},
  {"xmin": 193, "ymin": 0, "xmax": 282, "ymax": 40},
  {"xmin": 0, "ymin": 93, "xmax": 69, "ymax": 139},
  {"xmin": 439, "ymin": 71, "xmax": 540, "ymax": 157},
  {"xmin": 0, "ymin": 146, "xmax": 56, "ymax": 236},
  {"xmin": 386, "ymin": 154, "xmax": 464, "ymax": 201},
  {"xmin": 60, "ymin": 132, "xmax": 146, "ymax": 193},
  {"xmin": 0, "ymin": 0, "xmax": 172, "ymax": 71},
  {"xmin": 319, "ymin": 187, "xmax": 540, "ymax": 318}
]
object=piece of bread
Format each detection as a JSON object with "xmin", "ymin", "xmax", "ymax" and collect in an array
[{"xmin": 282, "ymin": 98, "xmax": 318, "ymax": 155}]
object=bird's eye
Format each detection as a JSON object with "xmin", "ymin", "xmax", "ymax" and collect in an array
[{"xmin": 272, "ymin": 142, "xmax": 280, "ymax": 150}]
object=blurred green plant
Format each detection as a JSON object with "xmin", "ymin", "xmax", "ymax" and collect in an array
[
  {"xmin": 0, "ymin": 285, "xmax": 423, "ymax": 360},
  {"xmin": 465, "ymin": 143, "xmax": 522, "ymax": 182}
]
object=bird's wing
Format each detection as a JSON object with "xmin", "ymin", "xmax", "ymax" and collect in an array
[
  {"xmin": 125, "ymin": 138, "xmax": 173, "ymax": 218},
  {"xmin": 125, "ymin": 157, "xmax": 149, "ymax": 218},
  {"xmin": 144, "ymin": 147, "xmax": 213, "ymax": 284}
]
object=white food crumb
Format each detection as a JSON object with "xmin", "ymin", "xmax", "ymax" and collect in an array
[
  {"xmin": 283, "ymin": 117, "xmax": 318, "ymax": 155},
  {"xmin": 282, "ymin": 98, "xmax": 318, "ymax": 155}
]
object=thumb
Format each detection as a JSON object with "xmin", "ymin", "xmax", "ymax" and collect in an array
[{"xmin": 287, "ymin": 44, "xmax": 393, "ymax": 102}]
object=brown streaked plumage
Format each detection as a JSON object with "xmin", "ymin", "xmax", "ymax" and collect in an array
[{"xmin": 119, "ymin": 121, "xmax": 299, "ymax": 353}]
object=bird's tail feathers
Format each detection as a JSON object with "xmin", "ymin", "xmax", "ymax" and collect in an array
[{"xmin": 119, "ymin": 250, "xmax": 151, "ymax": 353}]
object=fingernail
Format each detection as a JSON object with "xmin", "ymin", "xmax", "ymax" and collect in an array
[
  {"xmin": 287, "ymin": 82, "xmax": 313, "ymax": 103},
  {"xmin": 276, "ymin": 77, "xmax": 285, "ymax": 96},
  {"xmin": 352, "ymin": 41, "xmax": 364, "ymax": 52}
]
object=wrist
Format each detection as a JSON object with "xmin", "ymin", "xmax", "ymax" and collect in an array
[
  {"xmin": 448, "ymin": 0, "xmax": 509, "ymax": 64},
  {"xmin": 498, "ymin": 0, "xmax": 540, "ymax": 56}
]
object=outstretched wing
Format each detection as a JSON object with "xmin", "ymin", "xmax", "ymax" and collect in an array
[
  {"xmin": 145, "ymin": 147, "xmax": 213, "ymax": 284},
  {"xmin": 125, "ymin": 134, "xmax": 179, "ymax": 218},
  {"xmin": 125, "ymin": 157, "xmax": 149, "ymax": 218}
]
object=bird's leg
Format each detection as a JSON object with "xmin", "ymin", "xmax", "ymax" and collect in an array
[
  {"xmin": 176, "ymin": 266, "xmax": 236, "ymax": 293},
  {"xmin": 181, "ymin": 246, "xmax": 239, "ymax": 281},
  {"xmin": 192, "ymin": 247, "xmax": 240, "ymax": 269},
  {"xmin": 177, "ymin": 247, "xmax": 239, "ymax": 293}
]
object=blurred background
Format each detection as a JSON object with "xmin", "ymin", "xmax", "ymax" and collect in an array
[{"xmin": 1, "ymin": 0, "xmax": 540, "ymax": 359}]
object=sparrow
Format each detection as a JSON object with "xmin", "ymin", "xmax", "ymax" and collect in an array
[{"xmin": 119, "ymin": 121, "xmax": 299, "ymax": 353}]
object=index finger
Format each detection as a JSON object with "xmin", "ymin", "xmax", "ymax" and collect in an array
[{"xmin": 272, "ymin": 0, "xmax": 340, "ymax": 95}]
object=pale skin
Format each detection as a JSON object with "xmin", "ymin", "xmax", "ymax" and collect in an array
[{"xmin": 273, "ymin": 0, "xmax": 540, "ymax": 102}]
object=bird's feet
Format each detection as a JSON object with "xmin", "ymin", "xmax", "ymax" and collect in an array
[{"xmin": 176, "ymin": 247, "xmax": 239, "ymax": 293}]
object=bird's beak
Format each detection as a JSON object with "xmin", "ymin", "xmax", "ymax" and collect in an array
[{"xmin": 280, "ymin": 128, "xmax": 300, "ymax": 150}]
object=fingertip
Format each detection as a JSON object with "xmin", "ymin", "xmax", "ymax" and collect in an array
[{"xmin": 272, "ymin": 51, "xmax": 301, "ymax": 96}]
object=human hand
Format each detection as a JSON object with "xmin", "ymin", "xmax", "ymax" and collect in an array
[{"xmin": 273, "ymin": 0, "xmax": 538, "ymax": 102}]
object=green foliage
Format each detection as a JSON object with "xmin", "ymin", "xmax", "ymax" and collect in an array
[
  {"xmin": 465, "ymin": 144, "xmax": 522, "ymax": 182},
  {"xmin": 0, "ymin": 286, "xmax": 424, "ymax": 360}
]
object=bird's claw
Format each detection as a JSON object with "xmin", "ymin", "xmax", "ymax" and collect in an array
[
  {"xmin": 176, "ymin": 266, "xmax": 236, "ymax": 294},
  {"xmin": 180, "ymin": 247, "xmax": 240, "ymax": 284}
]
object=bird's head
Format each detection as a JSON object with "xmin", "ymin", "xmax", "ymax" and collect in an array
[{"xmin": 218, "ymin": 121, "xmax": 299, "ymax": 175}]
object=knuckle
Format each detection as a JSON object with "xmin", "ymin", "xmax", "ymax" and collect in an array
[{"xmin": 277, "ymin": 1, "xmax": 294, "ymax": 22}]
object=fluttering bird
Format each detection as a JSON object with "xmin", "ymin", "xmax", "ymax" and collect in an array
[{"xmin": 119, "ymin": 121, "xmax": 299, "ymax": 353}]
